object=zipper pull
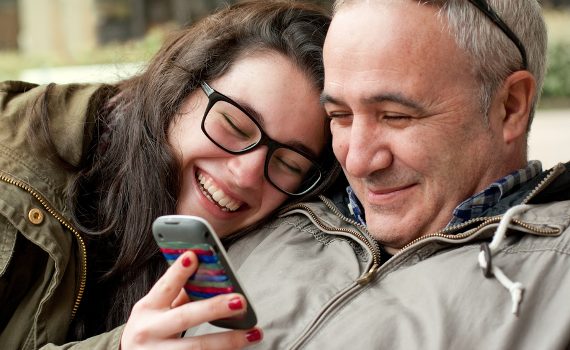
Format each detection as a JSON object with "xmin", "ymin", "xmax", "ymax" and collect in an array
[{"xmin": 357, "ymin": 264, "xmax": 379, "ymax": 285}]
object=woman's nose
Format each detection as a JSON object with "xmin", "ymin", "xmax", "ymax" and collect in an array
[{"xmin": 227, "ymin": 147, "xmax": 267, "ymax": 189}]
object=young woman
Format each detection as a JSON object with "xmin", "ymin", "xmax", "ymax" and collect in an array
[{"xmin": 0, "ymin": 1, "xmax": 338, "ymax": 348}]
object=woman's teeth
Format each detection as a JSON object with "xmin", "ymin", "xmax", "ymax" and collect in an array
[{"xmin": 197, "ymin": 173, "xmax": 241, "ymax": 212}]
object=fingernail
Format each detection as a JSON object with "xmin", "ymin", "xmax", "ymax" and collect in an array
[
  {"xmin": 181, "ymin": 256, "xmax": 192, "ymax": 267},
  {"xmin": 246, "ymin": 329, "xmax": 262, "ymax": 343},
  {"xmin": 228, "ymin": 297, "xmax": 243, "ymax": 310}
]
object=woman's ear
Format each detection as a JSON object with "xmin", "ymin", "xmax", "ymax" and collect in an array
[{"xmin": 501, "ymin": 70, "xmax": 536, "ymax": 144}]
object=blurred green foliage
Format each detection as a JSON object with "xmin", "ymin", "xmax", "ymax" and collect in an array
[
  {"xmin": 539, "ymin": 9, "xmax": 570, "ymax": 107},
  {"xmin": 543, "ymin": 41, "xmax": 570, "ymax": 99}
]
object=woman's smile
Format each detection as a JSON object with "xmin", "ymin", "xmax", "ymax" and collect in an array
[{"xmin": 196, "ymin": 170, "xmax": 242, "ymax": 212}]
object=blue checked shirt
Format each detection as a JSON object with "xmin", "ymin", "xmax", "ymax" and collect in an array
[{"xmin": 346, "ymin": 160, "xmax": 543, "ymax": 228}]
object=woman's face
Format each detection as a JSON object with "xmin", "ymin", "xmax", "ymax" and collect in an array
[{"xmin": 168, "ymin": 52, "xmax": 327, "ymax": 237}]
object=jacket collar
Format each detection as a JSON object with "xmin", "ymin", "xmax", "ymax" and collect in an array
[{"xmin": 483, "ymin": 161, "xmax": 569, "ymax": 217}]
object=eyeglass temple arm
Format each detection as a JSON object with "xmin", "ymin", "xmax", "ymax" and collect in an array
[
  {"xmin": 467, "ymin": 0, "xmax": 528, "ymax": 70},
  {"xmin": 201, "ymin": 81, "xmax": 215, "ymax": 96}
]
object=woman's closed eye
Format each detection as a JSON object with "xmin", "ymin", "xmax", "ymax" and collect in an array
[
  {"xmin": 221, "ymin": 113, "xmax": 254, "ymax": 140},
  {"xmin": 273, "ymin": 155, "xmax": 303, "ymax": 175}
]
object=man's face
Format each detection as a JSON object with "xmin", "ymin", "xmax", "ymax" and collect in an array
[{"xmin": 323, "ymin": 2, "xmax": 513, "ymax": 250}]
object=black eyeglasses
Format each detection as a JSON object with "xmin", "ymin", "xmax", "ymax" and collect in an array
[
  {"xmin": 467, "ymin": 0, "xmax": 528, "ymax": 70},
  {"xmin": 199, "ymin": 82, "xmax": 323, "ymax": 196}
]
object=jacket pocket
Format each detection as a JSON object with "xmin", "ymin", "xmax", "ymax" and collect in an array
[
  {"xmin": 0, "ymin": 215, "xmax": 17, "ymax": 276},
  {"xmin": 0, "ymin": 214, "xmax": 50, "ymax": 346}
]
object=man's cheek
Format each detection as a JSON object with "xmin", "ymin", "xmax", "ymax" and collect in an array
[{"xmin": 331, "ymin": 129, "xmax": 349, "ymax": 164}]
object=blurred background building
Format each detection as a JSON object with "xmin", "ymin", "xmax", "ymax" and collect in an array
[
  {"xmin": 0, "ymin": 0, "xmax": 332, "ymax": 82},
  {"xmin": 1, "ymin": 0, "xmax": 236, "ymax": 57},
  {"xmin": 0, "ymin": 0, "xmax": 332, "ymax": 57},
  {"xmin": 0, "ymin": 0, "xmax": 569, "ymax": 167}
]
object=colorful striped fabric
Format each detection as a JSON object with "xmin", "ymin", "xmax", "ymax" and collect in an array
[{"xmin": 159, "ymin": 242, "xmax": 235, "ymax": 299}]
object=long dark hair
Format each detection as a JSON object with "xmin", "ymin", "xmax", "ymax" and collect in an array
[{"xmin": 56, "ymin": 0, "xmax": 336, "ymax": 340}]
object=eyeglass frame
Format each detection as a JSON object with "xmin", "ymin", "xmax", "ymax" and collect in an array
[
  {"xmin": 199, "ymin": 81, "xmax": 323, "ymax": 196},
  {"xmin": 467, "ymin": 0, "xmax": 528, "ymax": 70}
]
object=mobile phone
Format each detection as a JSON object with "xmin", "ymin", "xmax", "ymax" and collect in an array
[{"xmin": 152, "ymin": 215, "xmax": 257, "ymax": 329}]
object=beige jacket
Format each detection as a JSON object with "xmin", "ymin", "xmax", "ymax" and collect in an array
[{"xmin": 195, "ymin": 163, "xmax": 570, "ymax": 349}]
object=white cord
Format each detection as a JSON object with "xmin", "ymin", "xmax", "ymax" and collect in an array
[{"xmin": 478, "ymin": 204, "xmax": 530, "ymax": 316}]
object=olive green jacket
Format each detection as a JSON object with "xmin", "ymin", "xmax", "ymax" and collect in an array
[{"xmin": 0, "ymin": 81, "xmax": 123, "ymax": 349}]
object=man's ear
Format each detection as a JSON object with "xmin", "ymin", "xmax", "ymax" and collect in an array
[{"xmin": 500, "ymin": 71, "xmax": 536, "ymax": 144}]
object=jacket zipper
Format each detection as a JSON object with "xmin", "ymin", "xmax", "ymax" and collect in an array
[
  {"xmin": 281, "ymin": 198, "xmax": 382, "ymax": 281},
  {"xmin": 318, "ymin": 195, "xmax": 383, "ymax": 284},
  {"xmin": 0, "ymin": 172, "xmax": 87, "ymax": 319},
  {"xmin": 521, "ymin": 162, "xmax": 566, "ymax": 204},
  {"xmin": 279, "ymin": 200, "xmax": 381, "ymax": 349},
  {"xmin": 283, "ymin": 164, "xmax": 564, "ymax": 348}
]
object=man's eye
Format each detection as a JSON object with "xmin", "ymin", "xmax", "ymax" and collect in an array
[
  {"xmin": 326, "ymin": 112, "xmax": 352, "ymax": 120},
  {"xmin": 383, "ymin": 114, "xmax": 415, "ymax": 122},
  {"xmin": 382, "ymin": 114, "xmax": 414, "ymax": 128},
  {"xmin": 384, "ymin": 115, "xmax": 411, "ymax": 120}
]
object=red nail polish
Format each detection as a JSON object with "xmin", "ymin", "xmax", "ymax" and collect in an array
[
  {"xmin": 181, "ymin": 256, "xmax": 191, "ymax": 267},
  {"xmin": 246, "ymin": 329, "xmax": 262, "ymax": 343},
  {"xmin": 228, "ymin": 297, "xmax": 243, "ymax": 310}
]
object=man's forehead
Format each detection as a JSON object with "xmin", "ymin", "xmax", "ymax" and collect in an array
[
  {"xmin": 325, "ymin": 3, "xmax": 439, "ymax": 59},
  {"xmin": 324, "ymin": 0, "xmax": 472, "ymax": 95},
  {"xmin": 324, "ymin": 9, "xmax": 390, "ymax": 73},
  {"xmin": 327, "ymin": 0, "xmax": 442, "ymax": 41},
  {"xmin": 326, "ymin": 3, "xmax": 383, "ymax": 46}
]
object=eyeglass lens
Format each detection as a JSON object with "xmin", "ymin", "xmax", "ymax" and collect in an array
[{"xmin": 203, "ymin": 99, "xmax": 321, "ymax": 195}]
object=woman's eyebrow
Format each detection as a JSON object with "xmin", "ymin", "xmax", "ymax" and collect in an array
[
  {"xmin": 237, "ymin": 98, "xmax": 319, "ymax": 158},
  {"xmin": 288, "ymin": 141, "xmax": 319, "ymax": 159},
  {"xmin": 233, "ymin": 98, "xmax": 265, "ymax": 129}
]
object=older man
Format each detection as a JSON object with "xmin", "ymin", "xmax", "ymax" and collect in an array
[
  {"xmin": 322, "ymin": 0, "xmax": 544, "ymax": 254},
  {"xmin": 193, "ymin": 1, "xmax": 570, "ymax": 348}
]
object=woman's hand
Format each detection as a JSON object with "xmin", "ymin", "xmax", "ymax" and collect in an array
[{"xmin": 121, "ymin": 251, "xmax": 263, "ymax": 349}]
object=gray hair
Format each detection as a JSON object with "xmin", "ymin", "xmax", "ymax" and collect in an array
[{"xmin": 333, "ymin": 0, "xmax": 548, "ymax": 131}]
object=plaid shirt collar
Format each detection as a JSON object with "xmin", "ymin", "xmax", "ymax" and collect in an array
[
  {"xmin": 345, "ymin": 160, "xmax": 543, "ymax": 227},
  {"xmin": 448, "ymin": 160, "xmax": 542, "ymax": 225}
]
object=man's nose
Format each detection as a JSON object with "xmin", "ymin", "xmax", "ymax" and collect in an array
[
  {"xmin": 227, "ymin": 147, "xmax": 267, "ymax": 189},
  {"xmin": 344, "ymin": 118, "xmax": 393, "ymax": 178}
]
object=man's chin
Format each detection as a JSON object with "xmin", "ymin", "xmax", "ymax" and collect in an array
[{"xmin": 365, "ymin": 216, "xmax": 422, "ymax": 250}]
